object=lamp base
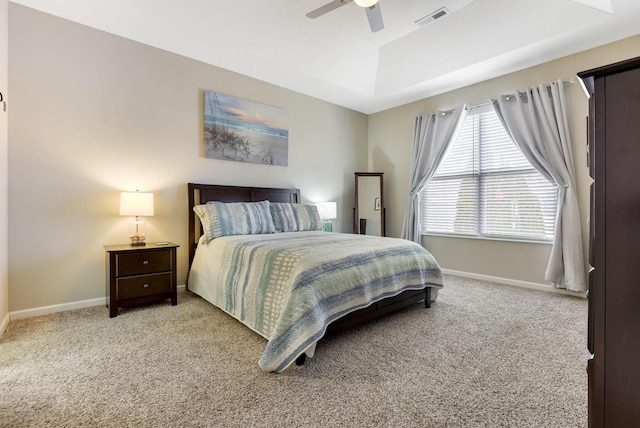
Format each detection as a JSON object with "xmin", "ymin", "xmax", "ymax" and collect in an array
[
  {"xmin": 322, "ymin": 220, "xmax": 333, "ymax": 232},
  {"xmin": 129, "ymin": 218, "xmax": 146, "ymax": 246}
]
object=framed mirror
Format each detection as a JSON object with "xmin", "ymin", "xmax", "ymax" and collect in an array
[{"xmin": 354, "ymin": 172, "xmax": 385, "ymax": 237}]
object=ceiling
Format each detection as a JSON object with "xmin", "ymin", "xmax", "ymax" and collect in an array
[{"xmin": 11, "ymin": 0, "xmax": 640, "ymax": 114}]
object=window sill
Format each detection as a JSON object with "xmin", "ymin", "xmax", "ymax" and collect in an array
[{"xmin": 422, "ymin": 233, "xmax": 553, "ymax": 246}]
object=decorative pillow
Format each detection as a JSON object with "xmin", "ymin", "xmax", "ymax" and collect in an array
[
  {"xmin": 269, "ymin": 203, "xmax": 322, "ymax": 232},
  {"xmin": 193, "ymin": 200, "xmax": 276, "ymax": 243}
]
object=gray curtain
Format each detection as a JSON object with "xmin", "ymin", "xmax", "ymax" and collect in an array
[
  {"xmin": 491, "ymin": 80, "xmax": 586, "ymax": 292},
  {"xmin": 401, "ymin": 106, "xmax": 468, "ymax": 243}
]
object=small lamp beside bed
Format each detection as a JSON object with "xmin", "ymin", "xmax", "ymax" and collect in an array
[
  {"xmin": 119, "ymin": 191, "xmax": 154, "ymax": 246},
  {"xmin": 316, "ymin": 201, "xmax": 337, "ymax": 232}
]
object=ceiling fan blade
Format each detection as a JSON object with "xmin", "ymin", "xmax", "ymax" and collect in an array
[
  {"xmin": 306, "ymin": 0, "xmax": 349, "ymax": 19},
  {"xmin": 365, "ymin": 4, "xmax": 384, "ymax": 32}
]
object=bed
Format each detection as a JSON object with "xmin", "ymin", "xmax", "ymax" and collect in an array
[{"xmin": 186, "ymin": 183, "xmax": 443, "ymax": 372}]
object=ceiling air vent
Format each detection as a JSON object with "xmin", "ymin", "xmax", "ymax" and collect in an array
[{"xmin": 415, "ymin": 7, "xmax": 450, "ymax": 27}]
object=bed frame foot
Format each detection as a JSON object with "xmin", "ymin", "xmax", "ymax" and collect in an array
[
  {"xmin": 425, "ymin": 287, "xmax": 431, "ymax": 308},
  {"xmin": 295, "ymin": 354, "xmax": 306, "ymax": 366}
]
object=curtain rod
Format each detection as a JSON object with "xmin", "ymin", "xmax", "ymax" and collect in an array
[
  {"xmin": 416, "ymin": 78, "xmax": 578, "ymax": 115},
  {"xmin": 467, "ymin": 77, "xmax": 578, "ymax": 110}
]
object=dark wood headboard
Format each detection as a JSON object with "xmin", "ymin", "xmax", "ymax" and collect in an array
[{"xmin": 187, "ymin": 183, "xmax": 301, "ymax": 267}]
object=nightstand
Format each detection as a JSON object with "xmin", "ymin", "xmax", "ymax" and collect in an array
[{"xmin": 104, "ymin": 242, "xmax": 179, "ymax": 317}]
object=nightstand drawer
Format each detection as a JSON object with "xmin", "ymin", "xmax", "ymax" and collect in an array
[
  {"xmin": 116, "ymin": 250, "xmax": 171, "ymax": 276},
  {"xmin": 117, "ymin": 273, "xmax": 172, "ymax": 300}
]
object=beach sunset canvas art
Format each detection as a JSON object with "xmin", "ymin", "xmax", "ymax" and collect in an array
[{"xmin": 204, "ymin": 91, "xmax": 289, "ymax": 166}]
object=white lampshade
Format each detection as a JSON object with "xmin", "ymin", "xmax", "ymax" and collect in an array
[
  {"xmin": 354, "ymin": 0, "xmax": 378, "ymax": 7},
  {"xmin": 316, "ymin": 202, "xmax": 337, "ymax": 220},
  {"xmin": 119, "ymin": 192, "xmax": 154, "ymax": 217}
]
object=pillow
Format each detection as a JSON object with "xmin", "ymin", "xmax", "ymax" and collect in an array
[
  {"xmin": 193, "ymin": 200, "xmax": 276, "ymax": 243},
  {"xmin": 269, "ymin": 203, "xmax": 322, "ymax": 232}
]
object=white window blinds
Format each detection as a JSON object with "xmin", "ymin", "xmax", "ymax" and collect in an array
[{"xmin": 421, "ymin": 107, "xmax": 557, "ymax": 241}]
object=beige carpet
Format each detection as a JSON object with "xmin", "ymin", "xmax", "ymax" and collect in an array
[{"xmin": 0, "ymin": 275, "xmax": 588, "ymax": 427}]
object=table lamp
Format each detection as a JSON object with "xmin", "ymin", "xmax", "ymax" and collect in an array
[
  {"xmin": 316, "ymin": 202, "xmax": 337, "ymax": 232},
  {"xmin": 119, "ymin": 191, "xmax": 154, "ymax": 246}
]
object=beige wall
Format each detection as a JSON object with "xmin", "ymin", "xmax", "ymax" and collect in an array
[
  {"xmin": 8, "ymin": 4, "xmax": 640, "ymax": 314},
  {"xmin": 1, "ymin": 0, "xmax": 9, "ymax": 332},
  {"xmin": 7, "ymin": 5, "xmax": 368, "ymax": 312},
  {"xmin": 369, "ymin": 34, "xmax": 640, "ymax": 285}
]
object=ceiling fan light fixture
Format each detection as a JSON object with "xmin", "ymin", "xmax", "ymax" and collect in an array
[{"xmin": 354, "ymin": 0, "xmax": 379, "ymax": 8}]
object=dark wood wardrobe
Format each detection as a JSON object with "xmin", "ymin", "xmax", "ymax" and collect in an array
[{"xmin": 579, "ymin": 56, "xmax": 640, "ymax": 427}]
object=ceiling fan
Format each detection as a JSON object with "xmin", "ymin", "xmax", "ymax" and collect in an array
[{"xmin": 306, "ymin": 0, "xmax": 384, "ymax": 33}]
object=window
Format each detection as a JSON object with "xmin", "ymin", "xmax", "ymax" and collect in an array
[{"xmin": 421, "ymin": 107, "xmax": 557, "ymax": 241}]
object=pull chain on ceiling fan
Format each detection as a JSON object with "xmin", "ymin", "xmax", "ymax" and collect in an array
[{"xmin": 306, "ymin": 0, "xmax": 384, "ymax": 33}]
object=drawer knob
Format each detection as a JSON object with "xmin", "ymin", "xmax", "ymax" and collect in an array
[
  {"xmin": 142, "ymin": 260, "xmax": 149, "ymax": 265},
  {"xmin": 143, "ymin": 283, "xmax": 149, "ymax": 288}
]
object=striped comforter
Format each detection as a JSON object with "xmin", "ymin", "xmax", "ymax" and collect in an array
[{"xmin": 188, "ymin": 231, "xmax": 443, "ymax": 372}]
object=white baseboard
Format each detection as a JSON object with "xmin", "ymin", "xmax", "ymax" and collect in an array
[
  {"xmin": 9, "ymin": 284, "xmax": 187, "ymax": 321},
  {"xmin": 0, "ymin": 312, "xmax": 9, "ymax": 338},
  {"xmin": 441, "ymin": 269, "xmax": 587, "ymax": 298},
  {"xmin": 10, "ymin": 297, "xmax": 107, "ymax": 320},
  {"xmin": 5, "ymin": 274, "xmax": 583, "ymax": 324}
]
